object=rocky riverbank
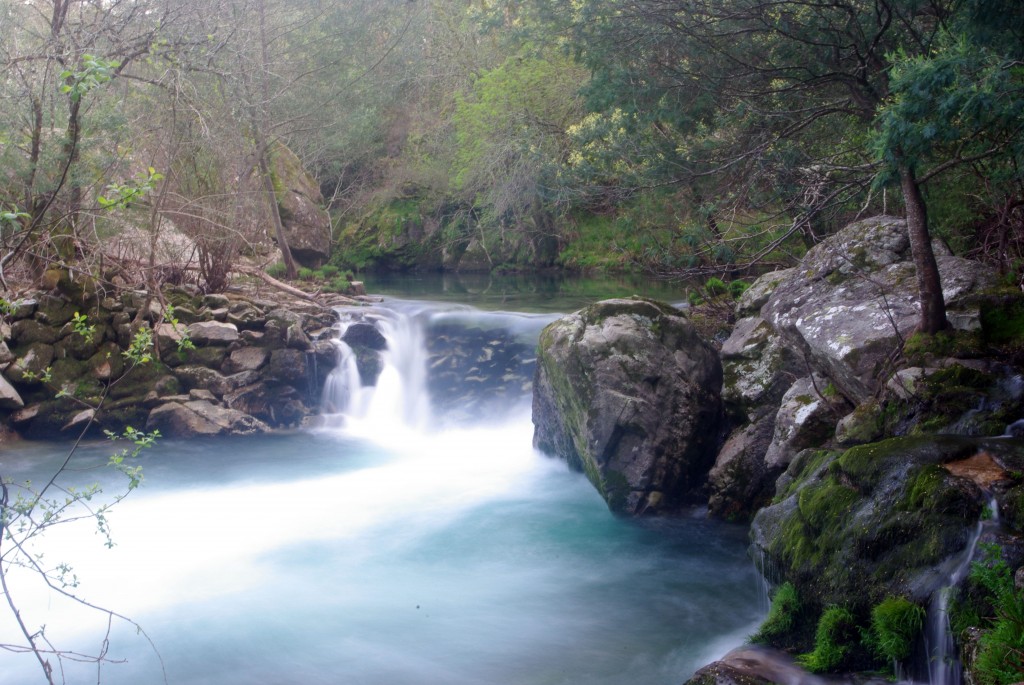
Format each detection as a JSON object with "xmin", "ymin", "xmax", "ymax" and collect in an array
[
  {"xmin": 0, "ymin": 282, "xmax": 367, "ymax": 441},
  {"xmin": 530, "ymin": 216, "xmax": 1024, "ymax": 683}
]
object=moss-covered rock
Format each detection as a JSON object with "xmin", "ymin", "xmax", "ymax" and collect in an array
[
  {"xmin": 751, "ymin": 435, "xmax": 1007, "ymax": 645},
  {"xmin": 532, "ymin": 297, "xmax": 722, "ymax": 514}
]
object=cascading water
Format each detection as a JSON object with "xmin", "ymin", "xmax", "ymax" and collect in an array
[
  {"xmin": 0, "ymin": 298, "xmax": 766, "ymax": 685},
  {"xmin": 321, "ymin": 307, "xmax": 432, "ymax": 435},
  {"xmin": 924, "ymin": 496, "xmax": 999, "ymax": 685}
]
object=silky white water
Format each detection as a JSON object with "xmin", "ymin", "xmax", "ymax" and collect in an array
[{"xmin": 0, "ymin": 301, "xmax": 763, "ymax": 685}]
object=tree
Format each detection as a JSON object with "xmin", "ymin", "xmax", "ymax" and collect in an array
[
  {"xmin": 539, "ymin": 0, "xmax": 964, "ymax": 332},
  {"xmin": 876, "ymin": 0, "xmax": 1024, "ymax": 285}
]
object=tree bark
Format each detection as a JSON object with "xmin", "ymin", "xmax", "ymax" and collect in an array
[{"xmin": 899, "ymin": 164, "xmax": 949, "ymax": 335}]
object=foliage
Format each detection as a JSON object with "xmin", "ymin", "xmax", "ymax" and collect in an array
[
  {"xmin": 0, "ymin": 310, "xmax": 172, "ymax": 682},
  {"xmin": 969, "ymin": 544, "xmax": 1024, "ymax": 685},
  {"xmin": 796, "ymin": 606, "xmax": 859, "ymax": 673},
  {"xmin": 868, "ymin": 597, "xmax": 925, "ymax": 663},
  {"xmin": 751, "ymin": 582, "xmax": 800, "ymax": 644}
]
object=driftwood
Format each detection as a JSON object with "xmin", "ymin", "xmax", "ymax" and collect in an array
[{"xmin": 234, "ymin": 266, "xmax": 360, "ymax": 307}]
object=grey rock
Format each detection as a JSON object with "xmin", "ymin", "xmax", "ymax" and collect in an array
[
  {"xmin": 762, "ymin": 375, "xmax": 842, "ymax": 470},
  {"xmin": 186, "ymin": 321, "xmax": 239, "ymax": 346},
  {"xmin": 265, "ymin": 349, "xmax": 308, "ymax": 384},
  {"xmin": 146, "ymin": 400, "xmax": 268, "ymax": 437},
  {"xmin": 735, "ymin": 268, "xmax": 796, "ymax": 319},
  {"xmin": 761, "ymin": 216, "xmax": 997, "ymax": 403},
  {"xmin": 10, "ymin": 319, "xmax": 60, "ymax": 345},
  {"xmin": 342, "ymin": 322, "xmax": 388, "ymax": 351},
  {"xmin": 532, "ymin": 297, "xmax": 722, "ymax": 515},
  {"xmin": 223, "ymin": 347, "xmax": 270, "ymax": 374},
  {"xmin": 7, "ymin": 343, "xmax": 55, "ymax": 385},
  {"xmin": 0, "ymin": 372, "xmax": 24, "ymax": 409}
]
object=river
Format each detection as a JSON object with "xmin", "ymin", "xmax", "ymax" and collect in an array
[{"xmin": 0, "ymin": 278, "xmax": 764, "ymax": 685}]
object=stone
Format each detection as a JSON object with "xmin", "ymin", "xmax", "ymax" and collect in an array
[
  {"xmin": 749, "ymin": 436, "xmax": 1024, "ymax": 621},
  {"xmin": 735, "ymin": 268, "xmax": 795, "ymax": 318},
  {"xmin": 532, "ymin": 297, "xmax": 723, "ymax": 515},
  {"xmin": 721, "ymin": 317, "xmax": 801, "ymax": 416},
  {"xmin": 342, "ymin": 322, "xmax": 387, "ymax": 350},
  {"xmin": 761, "ymin": 216, "xmax": 998, "ymax": 404},
  {"xmin": 0, "ymin": 372, "xmax": 25, "ymax": 409},
  {"xmin": 706, "ymin": 419, "xmax": 777, "ymax": 521},
  {"xmin": 186, "ymin": 321, "xmax": 239, "ymax": 346},
  {"xmin": 10, "ymin": 319, "xmax": 60, "ymax": 345},
  {"xmin": 223, "ymin": 346, "xmax": 270, "ymax": 374},
  {"xmin": 7, "ymin": 343, "xmax": 55, "ymax": 385},
  {"xmin": 268, "ymin": 142, "xmax": 331, "ymax": 267},
  {"xmin": 762, "ymin": 375, "xmax": 843, "ymax": 471},
  {"xmin": 146, "ymin": 399, "xmax": 268, "ymax": 437},
  {"xmin": 285, "ymin": 322, "xmax": 312, "ymax": 351},
  {"xmin": 265, "ymin": 349, "xmax": 308, "ymax": 385}
]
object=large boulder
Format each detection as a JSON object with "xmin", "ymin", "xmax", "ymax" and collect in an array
[
  {"xmin": 761, "ymin": 216, "xmax": 996, "ymax": 404},
  {"xmin": 708, "ymin": 271, "xmax": 804, "ymax": 520},
  {"xmin": 532, "ymin": 297, "xmax": 723, "ymax": 515},
  {"xmin": 268, "ymin": 142, "xmax": 331, "ymax": 267},
  {"xmin": 146, "ymin": 399, "xmax": 269, "ymax": 437}
]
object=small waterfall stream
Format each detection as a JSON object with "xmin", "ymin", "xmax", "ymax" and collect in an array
[{"xmin": 924, "ymin": 497, "xmax": 999, "ymax": 685}]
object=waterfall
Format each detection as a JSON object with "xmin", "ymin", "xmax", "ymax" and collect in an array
[
  {"xmin": 320, "ymin": 307, "xmax": 431, "ymax": 435},
  {"xmin": 924, "ymin": 496, "xmax": 998, "ymax": 685}
]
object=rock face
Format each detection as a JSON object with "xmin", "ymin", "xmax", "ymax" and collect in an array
[
  {"xmin": 269, "ymin": 142, "xmax": 331, "ymax": 267},
  {"xmin": 750, "ymin": 436, "xmax": 1024, "ymax": 620},
  {"xmin": 532, "ymin": 297, "xmax": 723, "ymax": 515},
  {"xmin": 761, "ymin": 216, "xmax": 995, "ymax": 404},
  {"xmin": 708, "ymin": 216, "xmax": 1004, "ymax": 520}
]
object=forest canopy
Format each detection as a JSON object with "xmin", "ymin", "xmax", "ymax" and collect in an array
[{"xmin": 0, "ymin": 0, "xmax": 1021, "ymax": 331}]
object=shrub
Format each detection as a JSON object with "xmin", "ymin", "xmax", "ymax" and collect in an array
[
  {"xmin": 870, "ymin": 596, "xmax": 925, "ymax": 663},
  {"xmin": 704, "ymin": 276, "xmax": 728, "ymax": 296},
  {"xmin": 321, "ymin": 264, "xmax": 340, "ymax": 279},
  {"xmin": 970, "ymin": 544, "xmax": 1024, "ymax": 685},
  {"xmin": 266, "ymin": 261, "xmax": 287, "ymax": 278},
  {"xmin": 797, "ymin": 606, "xmax": 858, "ymax": 673},
  {"xmin": 297, "ymin": 267, "xmax": 315, "ymax": 281},
  {"xmin": 728, "ymin": 279, "xmax": 751, "ymax": 300}
]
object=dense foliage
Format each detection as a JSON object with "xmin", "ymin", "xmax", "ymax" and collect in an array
[{"xmin": 1, "ymin": 0, "xmax": 1021, "ymax": 325}]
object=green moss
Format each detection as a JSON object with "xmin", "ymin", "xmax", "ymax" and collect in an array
[
  {"xmin": 751, "ymin": 582, "xmax": 801, "ymax": 644},
  {"xmin": 904, "ymin": 465, "xmax": 946, "ymax": 510},
  {"xmin": 796, "ymin": 606, "xmax": 859, "ymax": 673},
  {"xmin": 980, "ymin": 298, "xmax": 1024, "ymax": 345},
  {"xmin": 869, "ymin": 597, "xmax": 925, "ymax": 663}
]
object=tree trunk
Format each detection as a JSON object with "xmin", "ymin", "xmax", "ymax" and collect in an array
[{"xmin": 899, "ymin": 164, "xmax": 949, "ymax": 335}]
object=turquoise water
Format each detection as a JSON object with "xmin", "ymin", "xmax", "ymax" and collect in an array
[{"xmin": 0, "ymin": 297, "xmax": 763, "ymax": 685}]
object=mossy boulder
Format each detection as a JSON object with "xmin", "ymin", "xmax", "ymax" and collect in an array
[
  {"xmin": 750, "ymin": 436, "xmax": 1022, "ymax": 630},
  {"xmin": 268, "ymin": 142, "xmax": 331, "ymax": 267},
  {"xmin": 532, "ymin": 297, "xmax": 722, "ymax": 515}
]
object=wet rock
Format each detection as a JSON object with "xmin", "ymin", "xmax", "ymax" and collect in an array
[
  {"xmin": 533, "ymin": 297, "xmax": 722, "ymax": 515},
  {"xmin": 750, "ymin": 436, "xmax": 1024, "ymax": 623},
  {"xmin": 146, "ymin": 400, "xmax": 268, "ymax": 437},
  {"xmin": 342, "ymin": 322, "xmax": 387, "ymax": 350}
]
